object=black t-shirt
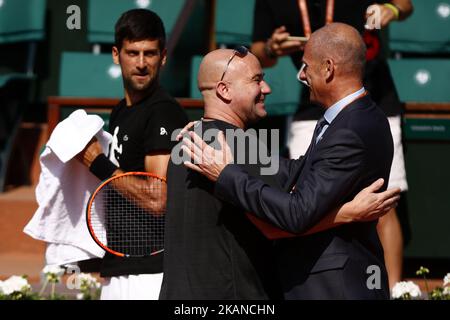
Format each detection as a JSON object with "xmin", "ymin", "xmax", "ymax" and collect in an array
[
  {"xmin": 252, "ymin": 0, "xmax": 402, "ymax": 120},
  {"xmin": 160, "ymin": 120, "xmax": 282, "ymax": 300},
  {"xmin": 100, "ymin": 84, "xmax": 189, "ymax": 277}
]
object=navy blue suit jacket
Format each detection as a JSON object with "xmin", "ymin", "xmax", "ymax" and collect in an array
[{"xmin": 215, "ymin": 95, "xmax": 393, "ymax": 299}]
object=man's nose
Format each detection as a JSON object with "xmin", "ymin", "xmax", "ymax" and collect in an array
[
  {"xmin": 261, "ymin": 80, "xmax": 271, "ymax": 95},
  {"xmin": 137, "ymin": 53, "xmax": 146, "ymax": 69},
  {"xmin": 297, "ymin": 68, "xmax": 310, "ymax": 87},
  {"xmin": 299, "ymin": 70, "xmax": 307, "ymax": 81}
]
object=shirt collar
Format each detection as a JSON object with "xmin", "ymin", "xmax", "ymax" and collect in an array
[{"xmin": 324, "ymin": 87, "xmax": 365, "ymax": 124}]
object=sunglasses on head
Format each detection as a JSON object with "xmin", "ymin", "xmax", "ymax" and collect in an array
[{"xmin": 220, "ymin": 46, "xmax": 249, "ymax": 81}]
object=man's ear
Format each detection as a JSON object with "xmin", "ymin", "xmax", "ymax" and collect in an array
[
  {"xmin": 216, "ymin": 81, "xmax": 232, "ymax": 102},
  {"xmin": 160, "ymin": 48, "xmax": 167, "ymax": 67},
  {"xmin": 324, "ymin": 58, "xmax": 335, "ymax": 82},
  {"xmin": 112, "ymin": 46, "xmax": 120, "ymax": 65}
]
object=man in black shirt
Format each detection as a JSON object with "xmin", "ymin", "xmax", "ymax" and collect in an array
[
  {"xmin": 251, "ymin": 0, "xmax": 413, "ymax": 289},
  {"xmin": 77, "ymin": 9, "xmax": 188, "ymax": 299},
  {"xmin": 160, "ymin": 48, "xmax": 400, "ymax": 299}
]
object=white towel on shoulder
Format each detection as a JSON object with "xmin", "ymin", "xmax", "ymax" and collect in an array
[{"xmin": 24, "ymin": 109, "xmax": 111, "ymax": 265}]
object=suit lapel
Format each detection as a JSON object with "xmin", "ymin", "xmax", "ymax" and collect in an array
[
  {"xmin": 289, "ymin": 94, "xmax": 374, "ymax": 191},
  {"xmin": 316, "ymin": 94, "xmax": 374, "ymax": 145}
]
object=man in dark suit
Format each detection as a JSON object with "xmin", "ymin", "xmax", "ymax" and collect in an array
[{"xmin": 183, "ymin": 23, "xmax": 393, "ymax": 299}]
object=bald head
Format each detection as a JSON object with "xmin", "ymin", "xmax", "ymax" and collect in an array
[
  {"xmin": 197, "ymin": 49, "xmax": 230, "ymax": 92},
  {"xmin": 307, "ymin": 23, "xmax": 366, "ymax": 79},
  {"xmin": 197, "ymin": 48, "xmax": 254, "ymax": 95},
  {"xmin": 195, "ymin": 48, "xmax": 270, "ymax": 128}
]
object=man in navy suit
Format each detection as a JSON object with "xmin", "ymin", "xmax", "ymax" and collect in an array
[{"xmin": 183, "ymin": 23, "xmax": 393, "ymax": 299}]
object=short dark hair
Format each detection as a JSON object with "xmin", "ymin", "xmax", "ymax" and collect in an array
[{"xmin": 114, "ymin": 9, "xmax": 166, "ymax": 52}]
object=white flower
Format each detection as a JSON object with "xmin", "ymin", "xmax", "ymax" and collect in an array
[
  {"xmin": 0, "ymin": 280, "xmax": 6, "ymax": 295},
  {"xmin": 42, "ymin": 265, "xmax": 65, "ymax": 276},
  {"xmin": 443, "ymin": 273, "xmax": 450, "ymax": 287},
  {"xmin": 0, "ymin": 276, "xmax": 31, "ymax": 295},
  {"xmin": 443, "ymin": 287, "xmax": 450, "ymax": 296},
  {"xmin": 391, "ymin": 281, "xmax": 422, "ymax": 299},
  {"xmin": 78, "ymin": 273, "xmax": 101, "ymax": 289},
  {"xmin": 76, "ymin": 293, "xmax": 84, "ymax": 300},
  {"xmin": 42, "ymin": 265, "xmax": 65, "ymax": 283}
]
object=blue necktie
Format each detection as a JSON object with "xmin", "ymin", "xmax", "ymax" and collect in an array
[
  {"xmin": 312, "ymin": 117, "xmax": 328, "ymax": 145},
  {"xmin": 305, "ymin": 117, "xmax": 328, "ymax": 161}
]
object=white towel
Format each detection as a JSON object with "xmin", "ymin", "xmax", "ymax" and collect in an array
[
  {"xmin": 47, "ymin": 109, "xmax": 107, "ymax": 163},
  {"xmin": 24, "ymin": 109, "xmax": 112, "ymax": 265}
]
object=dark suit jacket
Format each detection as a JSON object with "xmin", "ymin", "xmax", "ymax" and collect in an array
[{"xmin": 215, "ymin": 95, "xmax": 393, "ymax": 299}]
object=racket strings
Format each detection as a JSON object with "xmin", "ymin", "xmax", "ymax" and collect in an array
[{"xmin": 90, "ymin": 174, "xmax": 165, "ymax": 257}]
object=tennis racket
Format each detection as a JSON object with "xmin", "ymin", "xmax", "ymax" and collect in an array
[{"xmin": 86, "ymin": 172, "xmax": 166, "ymax": 257}]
